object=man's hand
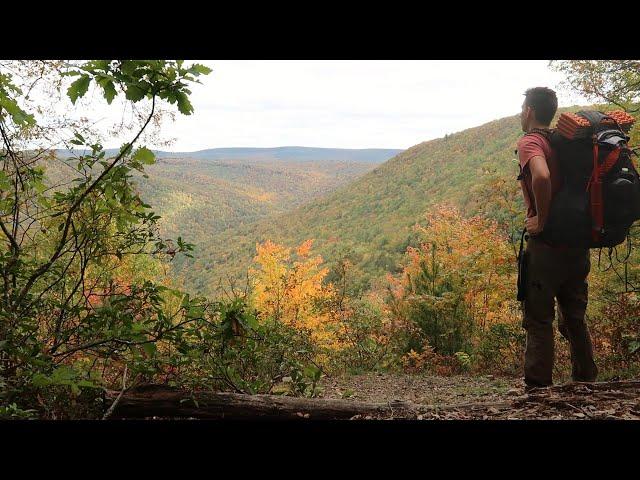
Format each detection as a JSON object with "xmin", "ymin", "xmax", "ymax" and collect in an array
[{"xmin": 525, "ymin": 215, "xmax": 544, "ymax": 235}]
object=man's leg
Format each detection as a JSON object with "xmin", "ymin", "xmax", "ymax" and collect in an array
[
  {"xmin": 522, "ymin": 242, "xmax": 558, "ymax": 388},
  {"xmin": 557, "ymin": 252, "xmax": 598, "ymax": 382}
]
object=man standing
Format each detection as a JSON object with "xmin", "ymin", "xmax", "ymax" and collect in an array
[{"xmin": 517, "ymin": 87, "xmax": 598, "ymax": 389}]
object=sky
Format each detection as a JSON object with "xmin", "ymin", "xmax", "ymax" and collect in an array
[{"xmin": 72, "ymin": 60, "xmax": 592, "ymax": 152}]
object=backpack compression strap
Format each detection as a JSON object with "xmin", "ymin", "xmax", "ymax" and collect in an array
[
  {"xmin": 586, "ymin": 140, "xmax": 622, "ymax": 243},
  {"xmin": 579, "ymin": 112, "xmax": 624, "ymax": 243}
]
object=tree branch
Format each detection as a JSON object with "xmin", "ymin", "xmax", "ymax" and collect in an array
[{"xmin": 15, "ymin": 95, "xmax": 157, "ymax": 309}]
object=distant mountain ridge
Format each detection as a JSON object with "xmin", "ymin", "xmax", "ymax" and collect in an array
[{"xmin": 55, "ymin": 146, "xmax": 403, "ymax": 163}]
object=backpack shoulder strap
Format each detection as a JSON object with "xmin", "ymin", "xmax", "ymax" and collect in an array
[{"xmin": 527, "ymin": 127, "xmax": 554, "ymax": 139}]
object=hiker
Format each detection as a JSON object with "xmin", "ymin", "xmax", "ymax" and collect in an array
[{"xmin": 516, "ymin": 87, "xmax": 598, "ymax": 389}]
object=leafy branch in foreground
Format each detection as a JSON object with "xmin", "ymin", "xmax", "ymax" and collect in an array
[{"xmin": 0, "ymin": 60, "xmax": 210, "ymax": 417}]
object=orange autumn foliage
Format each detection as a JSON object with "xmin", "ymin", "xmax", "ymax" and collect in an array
[
  {"xmin": 249, "ymin": 239, "xmax": 339, "ymax": 349},
  {"xmin": 390, "ymin": 204, "xmax": 519, "ymax": 333}
]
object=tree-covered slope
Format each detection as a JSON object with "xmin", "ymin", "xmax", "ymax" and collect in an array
[
  {"xmin": 134, "ymin": 157, "xmax": 386, "ymax": 241},
  {"xmin": 179, "ymin": 107, "xmax": 602, "ymax": 296},
  {"xmin": 42, "ymin": 149, "xmax": 398, "ymax": 287}
]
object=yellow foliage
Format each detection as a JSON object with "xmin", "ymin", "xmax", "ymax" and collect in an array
[
  {"xmin": 394, "ymin": 204, "xmax": 519, "ymax": 330},
  {"xmin": 249, "ymin": 239, "xmax": 339, "ymax": 349}
]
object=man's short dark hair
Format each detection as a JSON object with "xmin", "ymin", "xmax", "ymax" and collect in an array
[{"xmin": 524, "ymin": 87, "xmax": 558, "ymax": 125}]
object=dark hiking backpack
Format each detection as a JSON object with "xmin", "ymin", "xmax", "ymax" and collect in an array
[{"xmin": 533, "ymin": 111, "xmax": 640, "ymax": 249}]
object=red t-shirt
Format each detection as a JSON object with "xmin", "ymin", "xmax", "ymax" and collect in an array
[{"xmin": 517, "ymin": 132, "xmax": 562, "ymax": 219}]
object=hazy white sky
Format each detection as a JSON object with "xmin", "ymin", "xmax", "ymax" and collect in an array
[{"xmin": 79, "ymin": 60, "xmax": 592, "ymax": 151}]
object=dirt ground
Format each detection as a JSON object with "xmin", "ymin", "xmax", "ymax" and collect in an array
[
  {"xmin": 317, "ymin": 373, "xmax": 640, "ymax": 420},
  {"xmin": 318, "ymin": 372, "xmax": 521, "ymax": 406}
]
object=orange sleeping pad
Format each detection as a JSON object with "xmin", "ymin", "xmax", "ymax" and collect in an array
[{"xmin": 556, "ymin": 110, "xmax": 635, "ymax": 140}]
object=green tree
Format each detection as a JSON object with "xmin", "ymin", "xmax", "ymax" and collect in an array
[
  {"xmin": 0, "ymin": 60, "xmax": 211, "ymax": 417},
  {"xmin": 551, "ymin": 60, "xmax": 640, "ymax": 113}
]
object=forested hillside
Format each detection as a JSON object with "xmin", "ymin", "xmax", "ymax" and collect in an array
[
  {"xmin": 175, "ymin": 106, "xmax": 600, "ymax": 296},
  {"xmin": 44, "ymin": 151, "xmax": 397, "ymax": 267},
  {"xmin": 129, "ymin": 157, "xmax": 388, "ymax": 241}
]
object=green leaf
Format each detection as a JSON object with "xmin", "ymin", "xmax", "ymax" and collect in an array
[
  {"xmin": 190, "ymin": 64, "xmax": 212, "ymax": 76},
  {"xmin": 67, "ymin": 75, "xmax": 91, "ymax": 104},
  {"xmin": 102, "ymin": 80, "xmax": 117, "ymax": 104},
  {"xmin": 31, "ymin": 373, "xmax": 50, "ymax": 387},
  {"xmin": 188, "ymin": 306, "xmax": 204, "ymax": 319},
  {"xmin": 51, "ymin": 366, "xmax": 76, "ymax": 383},
  {"xmin": 131, "ymin": 323, "xmax": 146, "ymax": 333},
  {"xmin": 142, "ymin": 342, "xmax": 157, "ymax": 357},
  {"xmin": 33, "ymin": 179, "xmax": 46, "ymax": 194},
  {"xmin": 76, "ymin": 379, "xmax": 99, "ymax": 389},
  {"xmin": 133, "ymin": 147, "xmax": 155, "ymax": 165},
  {"xmin": 175, "ymin": 91, "xmax": 193, "ymax": 115},
  {"xmin": 0, "ymin": 171, "xmax": 10, "ymax": 190},
  {"xmin": 125, "ymin": 84, "xmax": 145, "ymax": 102},
  {"xmin": 180, "ymin": 294, "xmax": 191, "ymax": 308},
  {"xmin": 0, "ymin": 96, "xmax": 35, "ymax": 126},
  {"xmin": 120, "ymin": 60, "xmax": 137, "ymax": 76},
  {"xmin": 11, "ymin": 109, "xmax": 35, "ymax": 125},
  {"xmin": 303, "ymin": 365, "xmax": 321, "ymax": 381}
]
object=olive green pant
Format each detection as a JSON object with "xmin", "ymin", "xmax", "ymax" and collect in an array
[{"xmin": 521, "ymin": 236, "xmax": 598, "ymax": 387}]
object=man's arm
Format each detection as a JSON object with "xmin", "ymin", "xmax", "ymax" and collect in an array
[{"xmin": 527, "ymin": 154, "xmax": 552, "ymax": 234}]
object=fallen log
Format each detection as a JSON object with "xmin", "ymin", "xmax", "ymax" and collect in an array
[
  {"xmin": 104, "ymin": 384, "xmax": 422, "ymax": 420},
  {"xmin": 104, "ymin": 379, "xmax": 640, "ymax": 420}
]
